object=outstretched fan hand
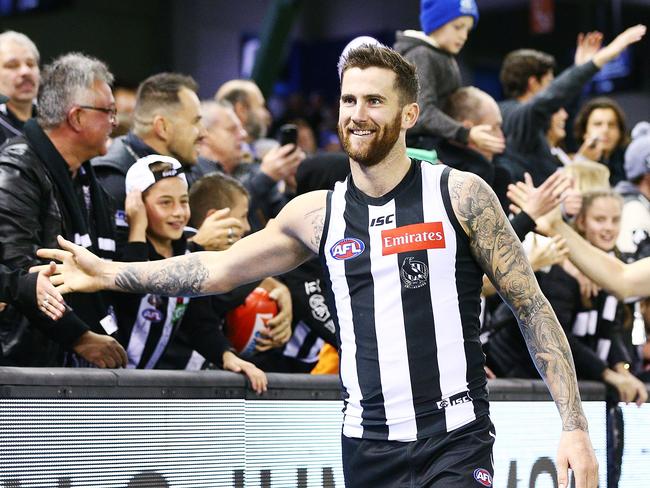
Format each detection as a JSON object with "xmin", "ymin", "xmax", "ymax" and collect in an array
[{"xmin": 35, "ymin": 235, "xmax": 106, "ymax": 294}]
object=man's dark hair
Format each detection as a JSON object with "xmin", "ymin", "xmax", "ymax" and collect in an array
[
  {"xmin": 443, "ymin": 86, "xmax": 485, "ymax": 123},
  {"xmin": 573, "ymin": 96, "xmax": 630, "ymax": 148},
  {"xmin": 499, "ymin": 49, "xmax": 556, "ymax": 99},
  {"xmin": 339, "ymin": 44, "xmax": 419, "ymax": 105},
  {"xmin": 189, "ymin": 172, "xmax": 248, "ymax": 228},
  {"xmin": 133, "ymin": 72, "xmax": 198, "ymax": 133}
]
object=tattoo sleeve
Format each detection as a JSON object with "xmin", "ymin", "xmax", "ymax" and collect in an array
[
  {"xmin": 449, "ymin": 171, "xmax": 588, "ymax": 432},
  {"xmin": 306, "ymin": 207, "xmax": 325, "ymax": 251},
  {"xmin": 115, "ymin": 254, "xmax": 210, "ymax": 297}
]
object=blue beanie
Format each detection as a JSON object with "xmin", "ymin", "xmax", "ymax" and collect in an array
[{"xmin": 420, "ymin": 0, "xmax": 479, "ymax": 35}]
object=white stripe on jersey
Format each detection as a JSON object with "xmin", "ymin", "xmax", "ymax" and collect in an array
[
  {"xmin": 283, "ymin": 321, "xmax": 324, "ymax": 363},
  {"xmin": 126, "ymin": 295, "xmax": 188, "ymax": 369},
  {"xmin": 144, "ymin": 298, "xmax": 180, "ymax": 369},
  {"xmin": 422, "ymin": 164, "xmax": 474, "ymax": 430},
  {"xmin": 326, "ymin": 181, "xmax": 364, "ymax": 439},
  {"xmin": 184, "ymin": 350, "xmax": 207, "ymax": 371},
  {"xmin": 127, "ymin": 297, "xmax": 155, "ymax": 368},
  {"xmin": 368, "ymin": 200, "xmax": 417, "ymax": 441}
]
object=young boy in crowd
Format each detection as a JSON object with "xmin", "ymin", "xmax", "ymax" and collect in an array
[
  {"xmin": 116, "ymin": 155, "xmax": 267, "ymax": 393},
  {"xmin": 157, "ymin": 171, "xmax": 293, "ymax": 371},
  {"xmin": 394, "ymin": 0, "xmax": 504, "ymax": 155}
]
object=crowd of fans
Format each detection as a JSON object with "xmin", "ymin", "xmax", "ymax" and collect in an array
[{"xmin": 0, "ymin": 2, "xmax": 649, "ymax": 412}]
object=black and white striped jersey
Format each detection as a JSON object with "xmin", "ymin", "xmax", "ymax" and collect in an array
[{"xmin": 319, "ymin": 159, "xmax": 489, "ymax": 442}]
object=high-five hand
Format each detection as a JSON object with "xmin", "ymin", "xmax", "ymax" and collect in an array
[{"xmin": 36, "ymin": 235, "xmax": 108, "ymax": 294}]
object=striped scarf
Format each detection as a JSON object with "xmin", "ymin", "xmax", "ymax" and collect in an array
[{"xmin": 23, "ymin": 119, "xmax": 116, "ymax": 260}]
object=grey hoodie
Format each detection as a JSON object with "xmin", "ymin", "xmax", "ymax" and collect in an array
[{"xmin": 394, "ymin": 30, "xmax": 469, "ymax": 146}]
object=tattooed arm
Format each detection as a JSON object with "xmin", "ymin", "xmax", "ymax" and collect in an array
[
  {"xmin": 448, "ymin": 170, "xmax": 598, "ymax": 487},
  {"xmin": 37, "ymin": 191, "xmax": 329, "ymax": 297}
]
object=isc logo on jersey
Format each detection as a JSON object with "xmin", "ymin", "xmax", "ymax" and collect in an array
[
  {"xmin": 330, "ymin": 238, "xmax": 365, "ymax": 260},
  {"xmin": 473, "ymin": 468, "xmax": 492, "ymax": 487}
]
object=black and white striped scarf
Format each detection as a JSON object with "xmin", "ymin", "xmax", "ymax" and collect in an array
[{"xmin": 23, "ymin": 119, "xmax": 116, "ymax": 260}]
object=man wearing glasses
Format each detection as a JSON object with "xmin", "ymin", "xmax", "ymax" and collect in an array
[{"xmin": 0, "ymin": 53, "xmax": 127, "ymax": 368}]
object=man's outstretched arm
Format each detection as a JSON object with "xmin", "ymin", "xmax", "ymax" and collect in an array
[
  {"xmin": 549, "ymin": 219, "xmax": 650, "ymax": 300},
  {"xmin": 38, "ymin": 191, "xmax": 327, "ymax": 298},
  {"xmin": 448, "ymin": 170, "xmax": 598, "ymax": 488}
]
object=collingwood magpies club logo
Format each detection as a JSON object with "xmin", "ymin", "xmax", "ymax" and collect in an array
[{"xmin": 400, "ymin": 257, "xmax": 428, "ymax": 289}]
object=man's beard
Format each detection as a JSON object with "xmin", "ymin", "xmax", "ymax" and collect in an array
[{"xmin": 338, "ymin": 114, "xmax": 401, "ymax": 168}]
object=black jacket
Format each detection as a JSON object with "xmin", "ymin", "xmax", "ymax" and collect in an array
[
  {"xmin": 0, "ymin": 266, "xmax": 37, "ymax": 308},
  {"xmin": 0, "ymin": 124, "xmax": 114, "ymax": 365},
  {"xmin": 0, "ymin": 103, "xmax": 34, "ymax": 146},
  {"xmin": 435, "ymin": 141, "xmax": 536, "ymax": 239},
  {"xmin": 497, "ymin": 62, "xmax": 600, "ymax": 185},
  {"xmin": 436, "ymin": 140, "xmax": 495, "ymax": 188}
]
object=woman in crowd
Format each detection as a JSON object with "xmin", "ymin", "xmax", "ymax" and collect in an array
[
  {"xmin": 573, "ymin": 97, "xmax": 630, "ymax": 186},
  {"xmin": 543, "ymin": 191, "xmax": 644, "ymax": 402},
  {"xmin": 487, "ymin": 189, "xmax": 647, "ymax": 405}
]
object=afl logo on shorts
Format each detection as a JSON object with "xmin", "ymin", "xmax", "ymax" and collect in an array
[
  {"xmin": 473, "ymin": 468, "xmax": 492, "ymax": 487},
  {"xmin": 330, "ymin": 238, "xmax": 365, "ymax": 260},
  {"xmin": 142, "ymin": 308, "xmax": 163, "ymax": 322}
]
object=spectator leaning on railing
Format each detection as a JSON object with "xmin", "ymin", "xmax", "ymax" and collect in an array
[{"xmin": 0, "ymin": 52, "xmax": 126, "ymax": 368}]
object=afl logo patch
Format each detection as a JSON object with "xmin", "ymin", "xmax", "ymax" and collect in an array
[
  {"xmin": 142, "ymin": 308, "xmax": 163, "ymax": 322},
  {"xmin": 473, "ymin": 468, "xmax": 492, "ymax": 487},
  {"xmin": 330, "ymin": 238, "xmax": 365, "ymax": 260}
]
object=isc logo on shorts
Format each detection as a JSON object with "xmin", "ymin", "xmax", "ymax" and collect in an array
[
  {"xmin": 381, "ymin": 222, "xmax": 446, "ymax": 256},
  {"xmin": 330, "ymin": 238, "xmax": 365, "ymax": 260},
  {"xmin": 473, "ymin": 468, "xmax": 492, "ymax": 487}
]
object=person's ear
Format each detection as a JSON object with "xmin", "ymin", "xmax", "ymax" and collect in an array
[
  {"xmin": 233, "ymin": 100, "xmax": 248, "ymax": 124},
  {"xmin": 527, "ymin": 75, "xmax": 542, "ymax": 95},
  {"xmin": 152, "ymin": 115, "xmax": 170, "ymax": 142},
  {"xmin": 575, "ymin": 214, "xmax": 586, "ymax": 233},
  {"xmin": 402, "ymin": 103, "xmax": 419, "ymax": 129},
  {"xmin": 66, "ymin": 107, "xmax": 83, "ymax": 132}
]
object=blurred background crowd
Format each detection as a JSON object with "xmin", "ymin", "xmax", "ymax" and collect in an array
[{"xmin": 0, "ymin": 0, "xmax": 649, "ymax": 418}]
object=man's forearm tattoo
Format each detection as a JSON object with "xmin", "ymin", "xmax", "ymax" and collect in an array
[
  {"xmin": 450, "ymin": 172, "xmax": 588, "ymax": 432},
  {"xmin": 115, "ymin": 255, "xmax": 210, "ymax": 297},
  {"xmin": 306, "ymin": 207, "xmax": 325, "ymax": 250}
]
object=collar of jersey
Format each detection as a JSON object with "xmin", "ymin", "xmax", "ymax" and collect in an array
[{"xmin": 347, "ymin": 158, "xmax": 419, "ymax": 206}]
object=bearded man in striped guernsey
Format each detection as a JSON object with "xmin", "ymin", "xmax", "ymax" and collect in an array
[{"xmin": 39, "ymin": 44, "xmax": 599, "ymax": 488}]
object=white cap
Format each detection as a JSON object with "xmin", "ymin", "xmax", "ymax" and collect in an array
[
  {"xmin": 125, "ymin": 154, "xmax": 188, "ymax": 194},
  {"xmin": 338, "ymin": 36, "xmax": 384, "ymax": 79}
]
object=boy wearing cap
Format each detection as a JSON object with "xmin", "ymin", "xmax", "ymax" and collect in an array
[
  {"xmin": 157, "ymin": 171, "xmax": 294, "ymax": 370},
  {"xmin": 114, "ymin": 154, "xmax": 267, "ymax": 392},
  {"xmin": 394, "ymin": 0, "xmax": 503, "ymax": 155}
]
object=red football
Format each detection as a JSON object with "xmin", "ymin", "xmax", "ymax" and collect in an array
[{"xmin": 225, "ymin": 287, "xmax": 278, "ymax": 357}]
